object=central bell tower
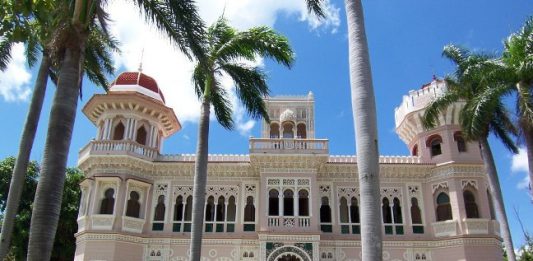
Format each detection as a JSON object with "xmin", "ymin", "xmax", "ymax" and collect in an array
[{"xmin": 261, "ymin": 92, "xmax": 315, "ymax": 139}]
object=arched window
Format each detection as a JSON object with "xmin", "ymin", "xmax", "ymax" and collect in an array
[
  {"xmin": 174, "ymin": 195, "xmax": 184, "ymax": 221},
  {"xmin": 412, "ymin": 144, "xmax": 418, "ymax": 156},
  {"xmin": 283, "ymin": 189, "xmax": 294, "ymax": 216},
  {"xmin": 244, "ymin": 196, "xmax": 255, "ymax": 232},
  {"xmin": 393, "ymin": 197, "xmax": 403, "ymax": 224},
  {"xmin": 427, "ymin": 135, "xmax": 443, "ymax": 156},
  {"xmin": 410, "ymin": 198, "xmax": 422, "ymax": 224},
  {"xmin": 205, "ymin": 196, "xmax": 215, "ymax": 221},
  {"xmin": 282, "ymin": 122, "xmax": 294, "ymax": 138},
  {"xmin": 411, "ymin": 197, "xmax": 424, "ymax": 234},
  {"xmin": 152, "ymin": 195, "xmax": 166, "ymax": 231},
  {"xmin": 350, "ymin": 197, "xmax": 360, "ymax": 223},
  {"xmin": 154, "ymin": 195, "xmax": 166, "ymax": 221},
  {"xmin": 268, "ymin": 190, "xmax": 279, "ymax": 216},
  {"xmin": 382, "ymin": 198, "xmax": 392, "ymax": 224},
  {"xmin": 249, "ymin": 252, "xmax": 254, "ymax": 258},
  {"xmin": 179, "ymin": 196, "xmax": 192, "ymax": 232},
  {"xmin": 136, "ymin": 126, "xmax": 147, "ymax": 145},
  {"xmin": 244, "ymin": 196, "xmax": 255, "ymax": 222},
  {"xmin": 320, "ymin": 197, "xmax": 332, "ymax": 223},
  {"xmin": 270, "ymin": 123, "xmax": 280, "ymax": 138},
  {"xmin": 298, "ymin": 190, "xmax": 309, "ymax": 216},
  {"xmin": 463, "ymin": 190, "xmax": 479, "ymax": 218},
  {"xmin": 112, "ymin": 122, "xmax": 125, "ymax": 140},
  {"xmin": 184, "ymin": 196, "xmax": 192, "ymax": 221},
  {"xmin": 227, "ymin": 196, "xmax": 236, "ymax": 222},
  {"xmin": 487, "ymin": 189, "xmax": 496, "ymax": 220},
  {"xmin": 296, "ymin": 123, "xmax": 307, "ymax": 138},
  {"xmin": 125, "ymin": 191, "xmax": 141, "ymax": 218},
  {"xmin": 339, "ymin": 197, "xmax": 349, "ymax": 223},
  {"xmin": 436, "ymin": 192, "xmax": 452, "ymax": 221},
  {"xmin": 320, "ymin": 197, "xmax": 332, "ymax": 233},
  {"xmin": 454, "ymin": 132, "xmax": 467, "ymax": 152},
  {"xmin": 216, "ymin": 196, "xmax": 225, "ymax": 221},
  {"xmin": 99, "ymin": 188, "xmax": 115, "ymax": 214}
]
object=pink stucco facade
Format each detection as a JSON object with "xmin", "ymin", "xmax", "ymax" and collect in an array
[{"xmin": 74, "ymin": 75, "xmax": 503, "ymax": 260}]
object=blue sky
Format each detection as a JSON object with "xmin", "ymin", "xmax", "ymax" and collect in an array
[{"xmin": 0, "ymin": 0, "xmax": 532, "ymax": 248}]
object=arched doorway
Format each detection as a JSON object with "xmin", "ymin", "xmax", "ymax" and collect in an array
[
  {"xmin": 276, "ymin": 254, "xmax": 301, "ymax": 261},
  {"xmin": 268, "ymin": 246, "xmax": 311, "ymax": 261}
]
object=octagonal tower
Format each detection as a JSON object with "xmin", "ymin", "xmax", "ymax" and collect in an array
[{"xmin": 394, "ymin": 77, "xmax": 482, "ymax": 165}]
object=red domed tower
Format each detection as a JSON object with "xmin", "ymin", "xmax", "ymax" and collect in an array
[{"xmin": 81, "ymin": 70, "xmax": 180, "ymax": 160}]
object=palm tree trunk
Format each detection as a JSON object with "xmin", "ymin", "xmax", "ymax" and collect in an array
[
  {"xmin": 519, "ymin": 119, "xmax": 533, "ymax": 199},
  {"xmin": 344, "ymin": 0, "xmax": 382, "ymax": 260},
  {"xmin": 479, "ymin": 138, "xmax": 516, "ymax": 261},
  {"xmin": 189, "ymin": 97, "xmax": 211, "ymax": 261},
  {"xmin": 26, "ymin": 44, "xmax": 84, "ymax": 260},
  {"xmin": 0, "ymin": 53, "xmax": 51, "ymax": 259}
]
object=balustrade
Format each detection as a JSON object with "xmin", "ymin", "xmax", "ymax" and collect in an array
[
  {"xmin": 267, "ymin": 217, "xmax": 311, "ymax": 228},
  {"xmin": 249, "ymin": 138, "xmax": 328, "ymax": 154},
  {"xmin": 79, "ymin": 140, "xmax": 158, "ymax": 162}
]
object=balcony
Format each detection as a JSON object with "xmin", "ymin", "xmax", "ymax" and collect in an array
[
  {"xmin": 267, "ymin": 217, "xmax": 311, "ymax": 228},
  {"xmin": 432, "ymin": 220, "xmax": 458, "ymax": 237},
  {"xmin": 122, "ymin": 216, "xmax": 146, "ymax": 233},
  {"xmin": 462, "ymin": 218, "xmax": 489, "ymax": 235},
  {"xmin": 91, "ymin": 214, "xmax": 115, "ymax": 230},
  {"xmin": 79, "ymin": 140, "xmax": 159, "ymax": 163},
  {"xmin": 249, "ymin": 138, "xmax": 328, "ymax": 154}
]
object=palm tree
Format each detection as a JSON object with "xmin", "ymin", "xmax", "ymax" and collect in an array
[
  {"xmin": 188, "ymin": 17, "xmax": 294, "ymax": 260},
  {"xmin": 297, "ymin": 1, "xmax": 383, "ymax": 258},
  {"xmin": 502, "ymin": 17, "xmax": 533, "ymax": 197},
  {"xmin": 0, "ymin": 3, "xmax": 118, "ymax": 258},
  {"xmin": 25, "ymin": 1, "xmax": 205, "ymax": 260},
  {"xmin": 343, "ymin": 1, "xmax": 382, "ymax": 259},
  {"xmin": 423, "ymin": 45, "xmax": 518, "ymax": 261}
]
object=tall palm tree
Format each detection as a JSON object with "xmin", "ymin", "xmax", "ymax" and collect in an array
[
  {"xmin": 25, "ymin": 1, "xmax": 205, "ymax": 260},
  {"xmin": 188, "ymin": 17, "xmax": 294, "ymax": 260},
  {"xmin": 423, "ymin": 45, "xmax": 518, "ymax": 261},
  {"xmin": 0, "ymin": 13, "xmax": 118, "ymax": 258},
  {"xmin": 297, "ymin": 1, "xmax": 383, "ymax": 258},
  {"xmin": 502, "ymin": 17, "xmax": 533, "ymax": 197}
]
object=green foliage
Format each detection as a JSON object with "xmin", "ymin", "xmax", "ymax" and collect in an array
[
  {"xmin": 192, "ymin": 17, "xmax": 295, "ymax": 129},
  {"xmin": 0, "ymin": 157, "xmax": 83, "ymax": 260},
  {"xmin": 518, "ymin": 235, "xmax": 533, "ymax": 261}
]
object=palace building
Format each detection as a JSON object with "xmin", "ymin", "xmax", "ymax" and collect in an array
[{"xmin": 74, "ymin": 71, "xmax": 503, "ymax": 261}]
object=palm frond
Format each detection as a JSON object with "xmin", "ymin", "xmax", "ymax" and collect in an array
[
  {"xmin": 0, "ymin": 37, "xmax": 13, "ymax": 70},
  {"xmin": 134, "ymin": 0, "xmax": 206, "ymax": 60},
  {"xmin": 210, "ymin": 82, "xmax": 234, "ymax": 129},
  {"xmin": 422, "ymin": 90, "xmax": 460, "ymax": 129},
  {"xmin": 490, "ymin": 107, "xmax": 519, "ymax": 154},
  {"xmin": 192, "ymin": 63, "xmax": 206, "ymax": 99},
  {"xmin": 305, "ymin": 0, "xmax": 325, "ymax": 18},
  {"xmin": 221, "ymin": 63, "xmax": 270, "ymax": 121},
  {"xmin": 216, "ymin": 25, "xmax": 294, "ymax": 67}
]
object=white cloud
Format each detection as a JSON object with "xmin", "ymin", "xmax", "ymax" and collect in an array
[
  {"xmin": 107, "ymin": 0, "xmax": 340, "ymax": 135},
  {"xmin": 511, "ymin": 148, "xmax": 530, "ymax": 189},
  {"xmin": 0, "ymin": 43, "xmax": 32, "ymax": 102}
]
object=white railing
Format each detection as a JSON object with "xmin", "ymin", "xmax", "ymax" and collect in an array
[
  {"xmin": 432, "ymin": 220, "xmax": 458, "ymax": 237},
  {"xmin": 268, "ymin": 217, "xmax": 311, "ymax": 228},
  {"xmin": 79, "ymin": 140, "xmax": 159, "ymax": 162},
  {"xmin": 91, "ymin": 214, "xmax": 115, "ymax": 230},
  {"xmin": 77, "ymin": 216, "xmax": 89, "ymax": 232},
  {"xmin": 122, "ymin": 216, "xmax": 145, "ymax": 233},
  {"xmin": 463, "ymin": 218, "xmax": 489, "ymax": 235},
  {"xmin": 249, "ymin": 138, "xmax": 328, "ymax": 154},
  {"xmin": 158, "ymin": 153, "xmax": 250, "ymax": 162},
  {"xmin": 328, "ymin": 155, "xmax": 421, "ymax": 164}
]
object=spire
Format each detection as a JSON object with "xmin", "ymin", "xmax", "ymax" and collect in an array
[{"xmin": 138, "ymin": 48, "xmax": 145, "ymax": 72}]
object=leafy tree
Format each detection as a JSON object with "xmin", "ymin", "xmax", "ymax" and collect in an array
[
  {"xmin": 0, "ymin": 2, "xmax": 118, "ymax": 257},
  {"xmin": 423, "ymin": 45, "xmax": 518, "ymax": 261},
  {"xmin": 0, "ymin": 157, "xmax": 83, "ymax": 260},
  {"xmin": 188, "ymin": 17, "xmax": 294, "ymax": 260},
  {"xmin": 22, "ymin": 1, "xmax": 205, "ymax": 260},
  {"xmin": 502, "ymin": 17, "xmax": 533, "ymax": 196}
]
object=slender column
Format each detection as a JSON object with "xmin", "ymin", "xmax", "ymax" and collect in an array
[
  {"xmin": 149, "ymin": 126, "xmax": 157, "ymax": 147},
  {"xmin": 103, "ymin": 118, "xmax": 112, "ymax": 140}
]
